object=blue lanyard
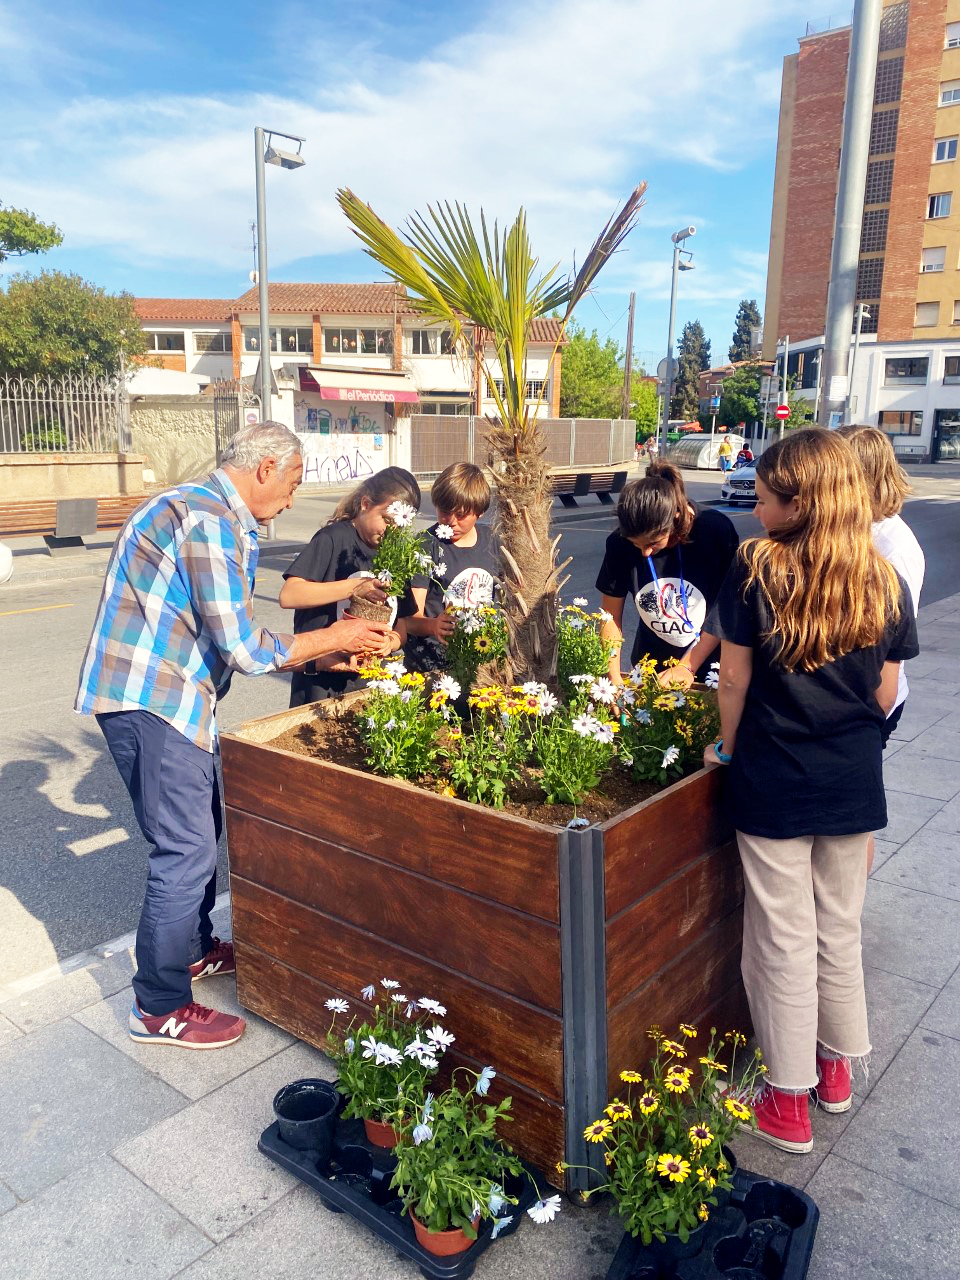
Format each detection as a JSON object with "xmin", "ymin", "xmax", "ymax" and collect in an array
[{"xmin": 645, "ymin": 545, "xmax": 700, "ymax": 642}]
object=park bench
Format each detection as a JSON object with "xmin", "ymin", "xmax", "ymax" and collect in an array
[
  {"xmin": 0, "ymin": 494, "xmax": 146, "ymax": 551},
  {"xmin": 549, "ymin": 469, "xmax": 628, "ymax": 508}
]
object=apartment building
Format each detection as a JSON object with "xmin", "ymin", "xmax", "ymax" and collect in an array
[{"xmin": 763, "ymin": 0, "xmax": 960, "ymax": 460}]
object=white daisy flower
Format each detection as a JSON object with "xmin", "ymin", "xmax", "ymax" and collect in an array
[
  {"xmin": 434, "ymin": 561, "xmax": 447, "ymax": 577},
  {"xmin": 360, "ymin": 1035, "xmax": 378, "ymax": 1059},
  {"xmin": 386, "ymin": 501, "xmax": 416, "ymax": 527},
  {"xmin": 461, "ymin": 611, "xmax": 482, "ymax": 633},
  {"xmin": 572, "ymin": 597, "xmax": 588, "ymax": 607},
  {"xmin": 381, "ymin": 978, "xmax": 400, "ymax": 989},
  {"xmin": 374, "ymin": 1043, "xmax": 402, "ymax": 1067},
  {"xmin": 537, "ymin": 691, "xmax": 560, "ymax": 716},
  {"xmin": 324, "ymin": 997, "xmax": 349, "ymax": 1014},
  {"xmin": 404, "ymin": 1038, "xmax": 428, "ymax": 1060},
  {"xmin": 589, "ymin": 677, "xmax": 617, "ymax": 705},
  {"xmin": 412, "ymin": 1122, "xmax": 433, "ymax": 1144},
  {"xmin": 425, "ymin": 1024, "xmax": 455, "ymax": 1050},
  {"xmin": 598, "ymin": 609, "xmax": 613, "ymax": 622},
  {"xmin": 705, "ymin": 669, "xmax": 719, "ymax": 689},
  {"xmin": 436, "ymin": 676, "xmax": 460, "ymax": 700},
  {"xmin": 435, "ymin": 524, "xmax": 454, "ymax": 540},
  {"xmin": 572, "ymin": 713, "xmax": 601, "ymax": 738},
  {"xmin": 661, "ymin": 744, "xmax": 680, "ymax": 768},
  {"xmin": 376, "ymin": 569, "xmax": 393, "ymax": 586},
  {"xmin": 527, "ymin": 1195, "xmax": 563, "ymax": 1224},
  {"xmin": 566, "ymin": 615, "xmax": 586, "ymax": 631},
  {"xmin": 593, "ymin": 722, "xmax": 615, "ymax": 744},
  {"xmin": 568, "ymin": 674, "xmax": 594, "ymax": 685},
  {"xmin": 390, "ymin": 993, "xmax": 408, "ymax": 1004},
  {"xmin": 360, "ymin": 984, "xmax": 376, "ymax": 1001},
  {"xmin": 521, "ymin": 681, "xmax": 546, "ymax": 695},
  {"xmin": 418, "ymin": 998, "xmax": 448, "ymax": 1016}
]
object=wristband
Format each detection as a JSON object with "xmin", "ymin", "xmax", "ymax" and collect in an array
[{"xmin": 712, "ymin": 739, "xmax": 733, "ymax": 764}]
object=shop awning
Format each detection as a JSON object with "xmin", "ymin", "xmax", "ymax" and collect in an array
[{"xmin": 298, "ymin": 366, "xmax": 420, "ymax": 403}]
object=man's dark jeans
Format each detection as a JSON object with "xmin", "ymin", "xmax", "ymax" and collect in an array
[{"xmin": 97, "ymin": 710, "xmax": 220, "ymax": 1015}]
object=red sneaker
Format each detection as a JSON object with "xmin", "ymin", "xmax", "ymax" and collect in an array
[
  {"xmin": 741, "ymin": 1085, "xmax": 813, "ymax": 1153},
  {"xmin": 128, "ymin": 999, "xmax": 246, "ymax": 1050},
  {"xmin": 814, "ymin": 1052, "xmax": 852, "ymax": 1113},
  {"xmin": 188, "ymin": 938, "xmax": 236, "ymax": 981}
]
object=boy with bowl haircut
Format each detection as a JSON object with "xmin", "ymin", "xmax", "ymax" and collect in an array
[{"xmin": 403, "ymin": 462, "xmax": 502, "ymax": 673}]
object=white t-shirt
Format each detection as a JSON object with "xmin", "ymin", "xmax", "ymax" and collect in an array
[{"xmin": 873, "ymin": 514, "xmax": 925, "ymax": 713}]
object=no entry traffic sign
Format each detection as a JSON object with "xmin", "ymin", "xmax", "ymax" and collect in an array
[{"xmin": 774, "ymin": 403, "xmax": 790, "ymax": 420}]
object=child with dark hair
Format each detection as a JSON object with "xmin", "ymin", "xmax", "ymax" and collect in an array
[{"xmin": 279, "ymin": 466, "xmax": 421, "ymax": 704}]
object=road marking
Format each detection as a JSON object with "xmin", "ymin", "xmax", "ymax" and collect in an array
[
  {"xmin": 67, "ymin": 827, "xmax": 130, "ymax": 857},
  {"xmin": 0, "ymin": 603, "xmax": 75, "ymax": 618}
]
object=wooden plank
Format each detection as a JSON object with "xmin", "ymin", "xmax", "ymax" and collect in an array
[
  {"xmin": 227, "ymin": 809, "xmax": 562, "ymax": 1012},
  {"xmin": 606, "ymin": 914, "xmax": 744, "ymax": 1075},
  {"xmin": 220, "ymin": 734, "xmax": 560, "ymax": 922},
  {"xmin": 601, "ymin": 767, "xmax": 734, "ymax": 917},
  {"xmin": 231, "ymin": 878, "xmax": 565, "ymax": 1101},
  {"xmin": 605, "ymin": 841, "xmax": 743, "ymax": 1007},
  {"xmin": 236, "ymin": 942, "xmax": 566, "ymax": 1183}
]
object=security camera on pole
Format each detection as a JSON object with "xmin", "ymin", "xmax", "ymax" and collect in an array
[{"xmin": 659, "ymin": 226, "xmax": 696, "ymax": 453}]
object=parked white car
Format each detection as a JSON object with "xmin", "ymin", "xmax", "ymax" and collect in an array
[{"xmin": 720, "ymin": 464, "xmax": 757, "ymax": 506}]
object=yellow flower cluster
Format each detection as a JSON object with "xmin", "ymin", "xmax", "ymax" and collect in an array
[{"xmin": 467, "ymin": 686, "xmax": 541, "ymax": 717}]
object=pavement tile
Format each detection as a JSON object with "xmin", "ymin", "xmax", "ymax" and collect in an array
[
  {"xmin": 0, "ymin": 1182, "xmax": 15, "ymax": 1215},
  {"xmin": 861, "ymin": 880, "xmax": 960, "ymax": 986},
  {"xmin": 0, "ymin": 1014, "xmax": 22, "ymax": 1049},
  {"xmin": 879, "ymin": 749, "xmax": 960, "ymax": 801},
  {"xmin": 889, "ymin": 696, "xmax": 956, "ymax": 742},
  {"xmin": 921, "ymin": 967, "xmax": 960, "ymax": 1041},
  {"xmin": 869, "ymin": 836, "xmax": 900, "ymax": 876},
  {"xmin": 899, "ymin": 721, "xmax": 960, "ymax": 763},
  {"xmin": 75, "ymin": 979, "xmax": 295, "ymax": 1101},
  {"xmin": 876, "ymin": 790, "xmax": 945, "ymax": 844},
  {"xmin": 728, "ymin": 1109, "xmax": 842, "ymax": 1191},
  {"xmin": 114, "ymin": 1040, "xmax": 335, "ymax": 1242},
  {"xmin": 834, "ymin": 1028, "xmax": 960, "ymax": 1209},
  {"xmin": 0, "ymin": 1018, "xmax": 187, "ymax": 1200},
  {"xmin": 924, "ymin": 792, "xmax": 960, "ymax": 835},
  {"xmin": 862, "ymin": 963, "xmax": 941, "ymax": 1089},
  {"xmin": 0, "ymin": 1154, "xmax": 210, "ymax": 1280},
  {"xmin": 804, "ymin": 1155, "xmax": 960, "ymax": 1280},
  {"xmin": 872, "ymin": 827, "xmax": 960, "ymax": 902},
  {"xmin": 0, "ymin": 951, "xmax": 135, "ymax": 1035}
]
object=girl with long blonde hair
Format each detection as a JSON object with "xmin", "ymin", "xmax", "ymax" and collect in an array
[{"xmin": 704, "ymin": 429, "xmax": 918, "ymax": 1154}]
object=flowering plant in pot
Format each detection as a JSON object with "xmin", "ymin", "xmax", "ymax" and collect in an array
[
  {"xmin": 324, "ymin": 978, "xmax": 455, "ymax": 1147},
  {"xmin": 390, "ymin": 1065, "xmax": 563, "ymax": 1256},
  {"xmin": 348, "ymin": 500, "xmax": 442, "ymax": 623},
  {"xmin": 573, "ymin": 1025, "xmax": 767, "ymax": 1247}
]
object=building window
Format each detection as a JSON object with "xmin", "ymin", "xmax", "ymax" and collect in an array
[
  {"xmin": 194, "ymin": 332, "xmax": 232, "ymax": 353},
  {"xmin": 874, "ymin": 57, "xmax": 903, "ymax": 105},
  {"xmin": 879, "ymin": 2, "xmax": 908, "ymax": 51},
  {"xmin": 418, "ymin": 400, "xmax": 472, "ymax": 416},
  {"xmin": 947, "ymin": 21, "xmax": 960, "ymax": 48},
  {"xmin": 279, "ymin": 327, "xmax": 313, "ymax": 354},
  {"xmin": 243, "ymin": 327, "xmax": 277, "ymax": 352},
  {"xmin": 869, "ymin": 109, "xmax": 899, "ymax": 155},
  {"xmin": 856, "ymin": 257, "xmax": 884, "ymax": 299},
  {"xmin": 487, "ymin": 378, "xmax": 548, "ymax": 401},
  {"xmin": 929, "ymin": 193, "xmax": 953, "ymax": 219},
  {"xmin": 954, "ymin": 300, "xmax": 960, "ymax": 323},
  {"xmin": 147, "ymin": 332, "xmax": 186, "ymax": 352},
  {"xmin": 916, "ymin": 302, "xmax": 940, "ymax": 327},
  {"xmin": 934, "ymin": 136, "xmax": 958, "ymax": 162},
  {"xmin": 945, "ymin": 356, "xmax": 960, "ymax": 382},
  {"xmin": 864, "ymin": 159, "xmax": 894, "ymax": 205},
  {"xmin": 884, "ymin": 357, "xmax": 929, "ymax": 384},
  {"xmin": 410, "ymin": 329, "xmax": 455, "ymax": 355},
  {"xmin": 879, "ymin": 410, "xmax": 923, "ymax": 436},
  {"xmin": 860, "ymin": 209, "xmax": 889, "ymax": 253},
  {"xmin": 324, "ymin": 328, "xmax": 359, "ymax": 354},
  {"xmin": 941, "ymin": 79, "xmax": 960, "ymax": 106},
  {"xmin": 360, "ymin": 328, "xmax": 394, "ymax": 355},
  {"xmin": 922, "ymin": 247, "xmax": 947, "ymax": 273}
]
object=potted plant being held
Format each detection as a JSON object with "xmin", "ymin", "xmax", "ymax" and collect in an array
[
  {"xmin": 390, "ymin": 1065, "xmax": 563, "ymax": 1257},
  {"xmin": 325, "ymin": 979, "xmax": 453, "ymax": 1148},
  {"xmin": 571, "ymin": 1024, "xmax": 767, "ymax": 1261},
  {"xmin": 347, "ymin": 500, "xmax": 441, "ymax": 624}
]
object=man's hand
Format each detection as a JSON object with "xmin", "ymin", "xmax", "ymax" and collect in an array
[
  {"xmin": 658, "ymin": 664, "xmax": 695, "ymax": 690},
  {"xmin": 315, "ymin": 652, "xmax": 360, "ymax": 674},
  {"xmin": 325, "ymin": 616, "xmax": 392, "ymax": 655}
]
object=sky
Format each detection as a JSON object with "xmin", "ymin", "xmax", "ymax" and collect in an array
[{"xmin": 1, "ymin": 0, "xmax": 852, "ymax": 372}]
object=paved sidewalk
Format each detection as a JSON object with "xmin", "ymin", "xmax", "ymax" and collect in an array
[{"xmin": 1, "ymin": 598, "xmax": 959, "ymax": 1279}]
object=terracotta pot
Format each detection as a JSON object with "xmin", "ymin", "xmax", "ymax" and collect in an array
[
  {"xmin": 363, "ymin": 1116, "xmax": 402, "ymax": 1149},
  {"xmin": 409, "ymin": 1210, "xmax": 480, "ymax": 1257}
]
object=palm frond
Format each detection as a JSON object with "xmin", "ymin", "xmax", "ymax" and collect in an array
[{"xmin": 563, "ymin": 182, "xmax": 647, "ymax": 317}]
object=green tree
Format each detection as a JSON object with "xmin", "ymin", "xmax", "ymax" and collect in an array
[
  {"xmin": 728, "ymin": 299, "xmax": 761, "ymax": 363},
  {"xmin": 0, "ymin": 204, "xmax": 62, "ymax": 263},
  {"xmin": 630, "ymin": 376, "xmax": 659, "ymax": 438},
  {"xmin": 670, "ymin": 320, "xmax": 710, "ymax": 420},
  {"xmin": 717, "ymin": 362, "xmax": 763, "ymax": 429},
  {"xmin": 337, "ymin": 184, "xmax": 646, "ymax": 682},
  {"xmin": 559, "ymin": 322, "xmax": 623, "ymax": 418},
  {"xmin": 0, "ymin": 271, "xmax": 147, "ymax": 378}
]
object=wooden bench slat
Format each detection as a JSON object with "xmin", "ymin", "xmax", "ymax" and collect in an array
[
  {"xmin": 549, "ymin": 470, "xmax": 628, "ymax": 508},
  {"xmin": 0, "ymin": 494, "xmax": 146, "ymax": 538}
]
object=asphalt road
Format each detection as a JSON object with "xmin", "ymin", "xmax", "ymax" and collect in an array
[{"xmin": 1, "ymin": 468, "xmax": 958, "ymax": 989}]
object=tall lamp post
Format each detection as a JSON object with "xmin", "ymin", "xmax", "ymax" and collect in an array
[
  {"xmin": 659, "ymin": 226, "xmax": 696, "ymax": 451},
  {"xmin": 254, "ymin": 127, "xmax": 306, "ymax": 421}
]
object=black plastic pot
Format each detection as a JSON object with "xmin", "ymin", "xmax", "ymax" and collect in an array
[{"xmin": 272, "ymin": 1079, "xmax": 339, "ymax": 1160}]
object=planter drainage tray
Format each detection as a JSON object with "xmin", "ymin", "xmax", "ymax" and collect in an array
[
  {"xmin": 605, "ymin": 1168, "xmax": 819, "ymax": 1280},
  {"xmin": 259, "ymin": 1117, "xmax": 539, "ymax": 1279}
]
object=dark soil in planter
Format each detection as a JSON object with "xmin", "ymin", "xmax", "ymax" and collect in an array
[{"xmin": 271, "ymin": 711, "xmax": 662, "ymax": 827}]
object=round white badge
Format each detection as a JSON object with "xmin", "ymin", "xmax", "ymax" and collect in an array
[{"xmin": 634, "ymin": 577, "xmax": 705, "ymax": 648}]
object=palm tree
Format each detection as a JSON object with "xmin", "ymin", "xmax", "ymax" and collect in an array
[{"xmin": 337, "ymin": 187, "xmax": 646, "ymax": 685}]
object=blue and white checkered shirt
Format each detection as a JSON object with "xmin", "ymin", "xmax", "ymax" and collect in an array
[{"xmin": 75, "ymin": 468, "xmax": 294, "ymax": 751}]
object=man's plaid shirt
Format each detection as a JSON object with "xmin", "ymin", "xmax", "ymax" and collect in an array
[{"xmin": 75, "ymin": 469, "xmax": 294, "ymax": 751}]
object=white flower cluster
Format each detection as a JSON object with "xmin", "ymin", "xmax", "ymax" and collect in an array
[
  {"xmin": 705, "ymin": 661, "xmax": 720, "ymax": 690},
  {"xmin": 435, "ymin": 524, "xmax": 454, "ymax": 541},
  {"xmin": 386, "ymin": 501, "xmax": 417, "ymax": 527},
  {"xmin": 571, "ymin": 712, "xmax": 615, "ymax": 744}
]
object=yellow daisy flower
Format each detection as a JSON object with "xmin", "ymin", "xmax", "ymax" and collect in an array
[
  {"xmin": 656, "ymin": 1153, "xmax": 691, "ymax": 1184},
  {"xmin": 645, "ymin": 1155, "xmax": 658, "ymax": 1175},
  {"xmin": 688, "ymin": 1124, "xmax": 713, "ymax": 1148},
  {"xmin": 724, "ymin": 1098, "xmax": 752, "ymax": 1122},
  {"xmin": 646, "ymin": 1025, "xmax": 663, "ymax": 1043},
  {"xmin": 724, "ymin": 1030, "xmax": 747, "ymax": 1047},
  {"xmin": 584, "ymin": 1119, "xmax": 613, "ymax": 1143},
  {"xmin": 474, "ymin": 635, "xmax": 493, "ymax": 653},
  {"xmin": 429, "ymin": 691, "xmax": 449, "ymax": 710},
  {"xmin": 438, "ymin": 784, "xmax": 456, "ymax": 797},
  {"xmin": 698, "ymin": 1203, "xmax": 710, "ymax": 1222},
  {"xmin": 664, "ymin": 1072, "xmax": 688, "ymax": 1094},
  {"xmin": 637, "ymin": 1092, "xmax": 659, "ymax": 1116},
  {"xmin": 679, "ymin": 1023, "xmax": 698, "ymax": 1039},
  {"xmin": 660, "ymin": 1039, "xmax": 687, "ymax": 1058},
  {"xmin": 604, "ymin": 1151, "xmax": 614, "ymax": 1167},
  {"xmin": 699, "ymin": 1056, "xmax": 728, "ymax": 1072},
  {"xmin": 604, "ymin": 1100, "xmax": 632, "ymax": 1122},
  {"xmin": 619, "ymin": 1069, "xmax": 643, "ymax": 1084},
  {"xmin": 717, "ymin": 1159, "xmax": 729, "ymax": 1174}
]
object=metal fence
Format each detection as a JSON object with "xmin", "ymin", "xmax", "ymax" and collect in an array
[
  {"xmin": 0, "ymin": 374, "xmax": 131, "ymax": 454},
  {"xmin": 409, "ymin": 415, "xmax": 634, "ymax": 476}
]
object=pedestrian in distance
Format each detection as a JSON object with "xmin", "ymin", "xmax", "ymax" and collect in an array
[
  {"xmin": 735, "ymin": 444, "xmax": 754, "ymax": 468},
  {"xmin": 704, "ymin": 428, "xmax": 918, "ymax": 1152},
  {"xmin": 717, "ymin": 434, "xmax": 734, "ymax": 474},
  {"xmin": 595, "ymin": 461, "xmax": 738, "ymax": 685},
  {"xmin": 76, "ymin": 423, "xmax": 392, "ymax": 1051}
]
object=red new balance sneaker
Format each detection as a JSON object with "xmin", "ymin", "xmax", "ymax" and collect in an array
[
  {"xmin": 188, "ymin": 938, "xmax": 236, "ymax": 981},
  {"xmin": 814, "ymin": 1052, "xmax": 853, "ymax": 1113},
  {"xmin": 742, "ymin": 1085, "xmax": 813, "ymax": 1153},
  {"xmin": 129, "ymin": 1000, "xmax": 246, "ymax": 1049}
]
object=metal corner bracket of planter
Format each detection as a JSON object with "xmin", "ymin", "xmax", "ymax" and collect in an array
[{"xmin": 219, "ymin": 694, "xmax": 748, "ymax": 1191}]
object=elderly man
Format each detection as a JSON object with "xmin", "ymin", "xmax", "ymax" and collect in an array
[{"xmin": 76, "ymin": 422, "xmax": 389, "ymax": 1050}]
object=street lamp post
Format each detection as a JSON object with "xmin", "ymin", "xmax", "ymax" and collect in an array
[
  {"xmin": 845, "ymin": 303, "xmax": 870, "ymax": 425},
  {"xmin": 254, "ymin": 126, "xmax": 306, "ymax": 421},
  {"xmin": 659, "ymin": 226, "xmax": 696, "ymax": 452}
]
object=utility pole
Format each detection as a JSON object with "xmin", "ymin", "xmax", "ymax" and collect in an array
[
  {"xmin": 845, "ymin": 303, "xmax": 870, "ymax": 424},
  {"xmin": 778, "ymin": 334, "xmax": 790, "ymax": 440},
  {"xmin": 660, "ymin": 227, "xmax": 696, "ymax": 451},
  {"xmin": 622, "ymin": 291, "xmax": 636, "ymax": 422},
  {"xmin": 254, "ymin": 127, "xmax": 272, "ymax": 421},
  {"xmin": 819, "ymin": 0, "xmax": 882, "ymax": 427}
]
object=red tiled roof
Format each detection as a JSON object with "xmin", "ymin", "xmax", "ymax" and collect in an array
[
  {"xmin": 528, "ymin": 318, "xmax": 567, "ymax": 345},
  {"xmin": 233, "ymin": 282, "xmax": 415, "ymax": 315},
  {"xmin": 135, "ymin": 298, "xmax": 234, "ymax": 323}
]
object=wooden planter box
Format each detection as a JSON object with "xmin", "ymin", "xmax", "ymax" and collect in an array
[{"xmin": 220, "ymin": 700, "xmax": 748, "ymax": 1191}]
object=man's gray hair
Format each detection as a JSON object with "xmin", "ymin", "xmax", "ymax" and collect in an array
[{"xmin": 219, "ymin": 421, "xmax": 302, "ymax": 473}]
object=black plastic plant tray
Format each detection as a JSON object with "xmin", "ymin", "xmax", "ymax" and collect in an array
[
  {"xmin": 604, "ymin": 1167, "xmax": 819, "ymax": 1280},
  {"xmin": 258, "ymin": 1115, "xmax": 540, "ymax": 1280}
]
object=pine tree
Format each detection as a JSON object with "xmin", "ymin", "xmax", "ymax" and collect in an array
[
  {"xmin": 670, "ymin": 320, "xmax": 711, "ymax": 420},
  {"xmin": 729, "ymin": 299, "xmax": 761, "ymax": 363}
]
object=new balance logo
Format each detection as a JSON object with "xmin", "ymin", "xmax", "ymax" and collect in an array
[{"xmin": 159, "ymin": 1017, "xmax": 188, "ymax": 1039}]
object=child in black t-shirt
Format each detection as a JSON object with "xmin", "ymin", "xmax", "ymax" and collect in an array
[
  {"xmin": 279, "ymin": 467, "xmax": 421, "ymax": 705},
  {"xmin": 403, "ymin": 463, "xmax": 502, "ymax": 674}
]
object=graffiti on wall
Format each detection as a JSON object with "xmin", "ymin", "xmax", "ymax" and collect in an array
[{"xmin": 294, "ymin": 395, "xmax": 387, "ymax": 484}]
